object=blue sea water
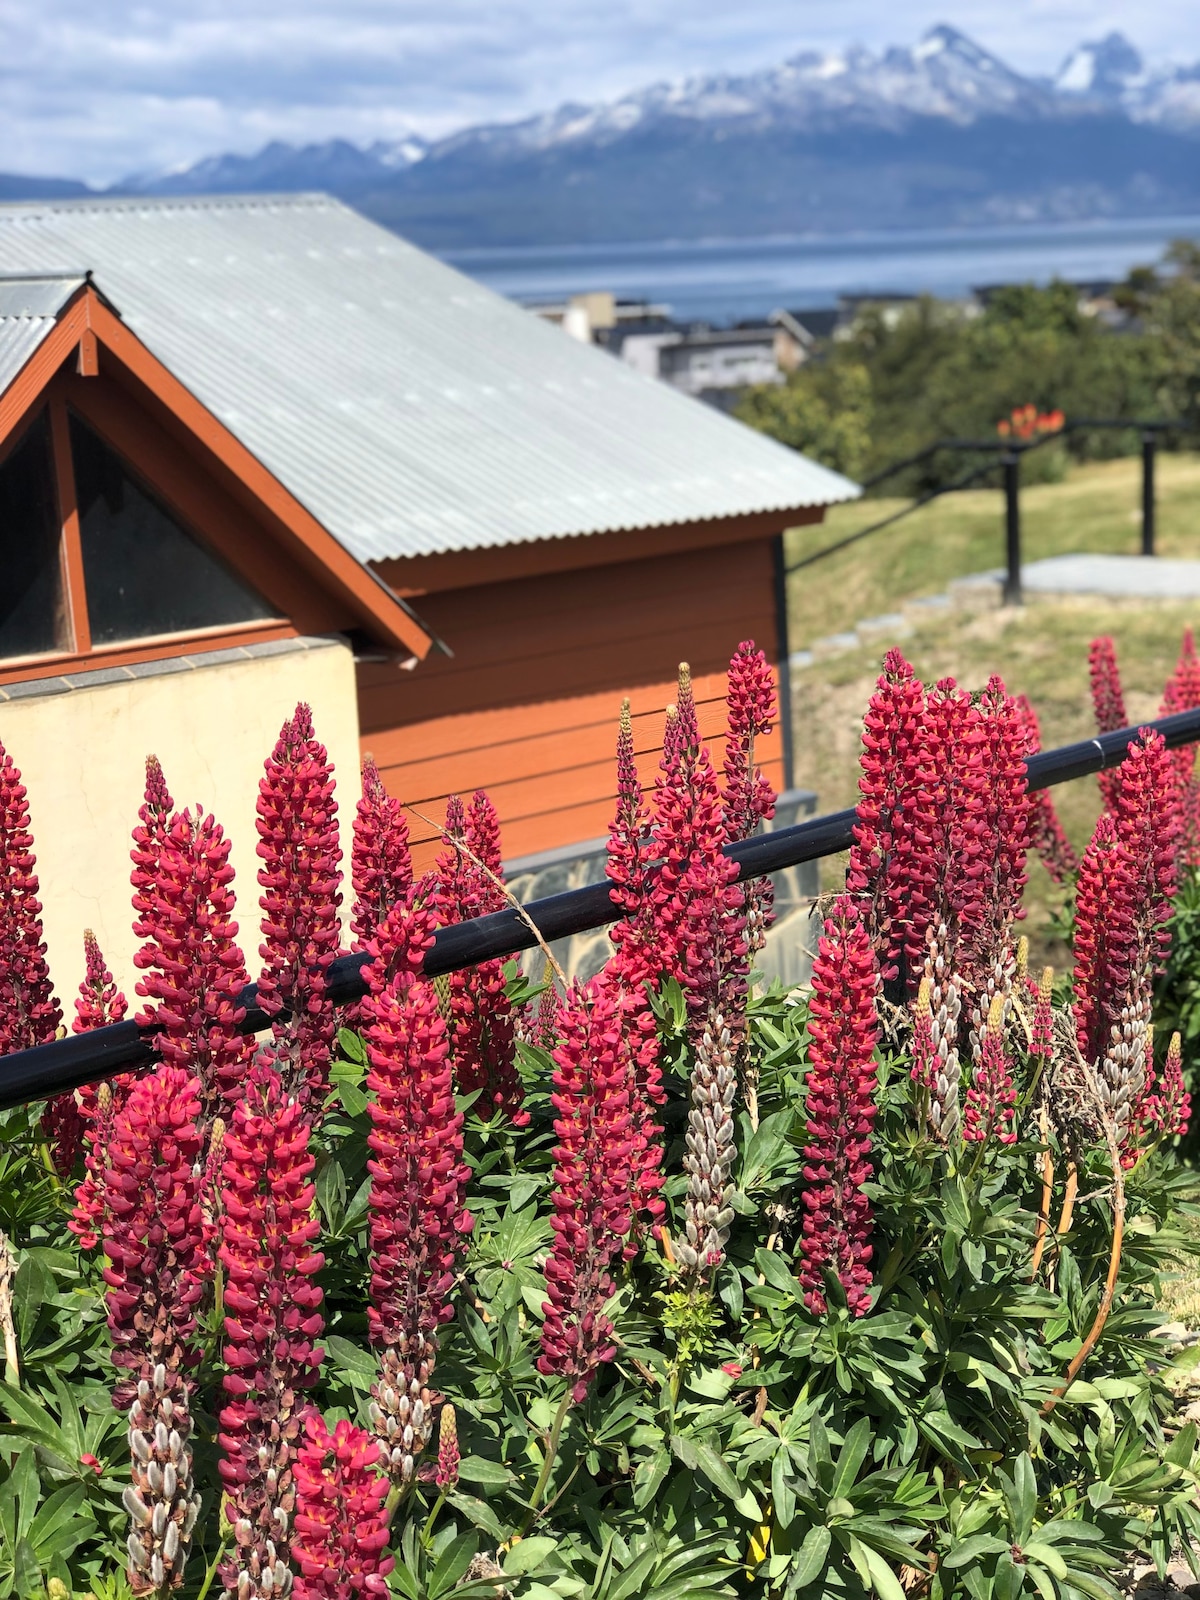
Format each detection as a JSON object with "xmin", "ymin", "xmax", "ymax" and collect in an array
[{"xmin": 442, "ymin": 214, "xmax": 1200, "ymax": 325}]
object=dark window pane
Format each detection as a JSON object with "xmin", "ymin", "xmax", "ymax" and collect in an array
[
  {"xmin": 0, "ymin": 412, "xmax": 69, "ymax": 660},
  {"xmin": 70, "ymin": 414, "xmax": 276, "ymax": 645}
]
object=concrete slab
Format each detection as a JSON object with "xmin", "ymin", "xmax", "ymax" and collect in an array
[
  {"xmin": 1021, "ymin": 553, "xmax": 1200, "ymax": 600},
  {"xmin": 855, "ymin": 612, "xmax": 913, "ymax": 643}
]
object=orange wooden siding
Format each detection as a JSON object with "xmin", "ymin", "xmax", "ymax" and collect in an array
[{"xmin": 358, "ymin": 537, "xmax": 785, "ymax": 867}]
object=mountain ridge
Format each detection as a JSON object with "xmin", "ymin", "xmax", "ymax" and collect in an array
[{"xmin": 5, "ymin": 24, "xmax": 1200, "ymax": 247}]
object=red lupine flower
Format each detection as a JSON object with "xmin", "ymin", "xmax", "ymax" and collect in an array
[
  {"xmin": 130, "ymin": 755, "xmax": 173, "ymax": 934},
  {"xmin": 959, "ymin": 678, "xmax": 1032, "ymax": 1053},
  {"xmin": 797, "ymin": 898, "xmax": 880, "ymax": 1317},
  {"xmin": 1030, "ymin": 967, "xmax": 1054, "ymax": 1060},
  {"xmin": 69, "ymin": 932, "xmax": 130, "ymax": 1251},
  {"xmin": 601, "ymin": 706, "xmax": 668, "ymax": 1236},
  {"xmin": 102, "ymin": 1066, "xmax": 205, "ymax": 1594},
  {"xmin": 1089, "ymin": 637, "xmax": 1128, "ymax": 812},
  {"xmin": 539, "ymin": 972, "xmax": 635, "ymax": 1400},
  {"xmin": 217, "ymin": 1061, "xmax": 325, "ymax": 1598},
  {"xmin": 291, "ymin": 1414, "xmax": 394, "ymax": 1600},
  {"xmin": 847, "ymin": 649, "xmax": 925, "ymax": 976},
  {"xmin": 0, "ymin": 733, "xmax": 61, "ymax": 1051},
  {"xmin": 351, "ymin": 756, "xmax": 412, "ymax": 952},
  {"xmin": 606, "ymin": 701, "xmax": 665, "ymax": 1108},
  {"xmin": 646, "ymin": 669, "xmax": 750, "ymax": 1277},
  {"xmin": 361, "ymin": 890, "xmax": 472, "ymax": 1482},
  {"xmin": 79, "ymin": 1453, "xmax": 102, "ymax": 1475},
  {"xmin": 886, "ymin": 678, "xmax": 991, "ymax": 990},
  {"xmin": 466, "ymin": 790, "xmax": 505, "ymax": 900},
  {"xmin": 133, "ymin": 803, "xmax": 253, "ymax": 1118},
  {"xmin": 963, "ymin": 994, "xmax": 1017, "ymax": 1145},
  {"xmin": 257, "ymin": 704, "xmax": 343, "ymax": 1111},
  {"xmin": 1159, "ymin": 631, "xmax": 1200, "ymax": 869},
  {"xmin": 432, "ymin": 793, "xmax": 525, "ymax": 1122},
  {"xmin": 1071, "ymin": 812, "xmax": 1152, "ymax": 1134},
  {"xmin": 1014, "ymin": 695, "xmax": 1079, "ymax": 884},
  {"xmin": 722, "ymin": 642, "xmax": 778, "ymax": 955},
  {"xmin": 648, "ymin": 672, "xmax": 743, "ymax": 998},
  {"xmin": 1072, "ymin": 813, "xmax": 1139, "ymax": 1067},
  {"xmin": 434, "ymin": 1404, "xmax": 460, "ymax": 1490},
  {"xmin": 1110, "ymin": 728, "xmax": 1182, "ymax": 970}
]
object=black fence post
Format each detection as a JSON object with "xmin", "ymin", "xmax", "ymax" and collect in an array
[
  {"xmin": 1142, "ymin": 432, "xmax": 1157, "ymax": 557},
  {"xmin": 1003, "ymin": 451, "xmax": 1022, "ymax": 605}
]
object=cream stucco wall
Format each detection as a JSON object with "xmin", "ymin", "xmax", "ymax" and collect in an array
[{"xmin": 0, "ymin": 635, "xmax": 361, "ymax": 1009}]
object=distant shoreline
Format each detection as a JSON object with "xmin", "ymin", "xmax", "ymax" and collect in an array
[{"xmin": 442, "ymin": 212, "xmax": 1200, "ymax": 325}]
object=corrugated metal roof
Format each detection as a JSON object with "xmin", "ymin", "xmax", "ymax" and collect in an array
[
  {"xmin": 0, "ymin": 273, "xmax": 85, "ymax": 393},
  {"xmin": 0, "ymin": 196, "xmax": 858, "ymax": 563}
]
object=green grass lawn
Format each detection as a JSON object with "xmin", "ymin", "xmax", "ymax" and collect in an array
[
  {"xmin": 786, "ymin": 452, "xmax": 1200, "ymax": 648},
  {"xmin": 783, "ymin": 453, "xmax": 1200, "ymax": 967}
]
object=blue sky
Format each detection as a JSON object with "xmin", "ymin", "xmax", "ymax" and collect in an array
[{"xmin": 2, "ymin": 0, "xmax": 1196, "ymax": 184}]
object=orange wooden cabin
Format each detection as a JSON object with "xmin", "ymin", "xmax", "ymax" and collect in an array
[{"xmin": 0, "ymin": 196, "xmax": 857, "ymax": 926}]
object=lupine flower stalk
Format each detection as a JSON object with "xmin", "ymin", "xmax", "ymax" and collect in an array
[
  {"xmin": 923, "ymin": 923, "xmax": 965, "ymax": 1142},
  {"xmin": 290, "ymin": 1415, "xmax": 394, "ymax": 1600},
  {"xmin": 651, "ymin": 668, "xmax": 750, "ymax": 1275},
  {"xmin": 963, "ymin": 993, "xmax": 1017, "ymax": 1145},
  {"xmin": 102, "ymin": 1068, "xmax": 205, "ymax": 1594},
  {"xmin": 351, "ymin": 756, "xmax": 412, "ymax": 951},
  {"xmin": 886, "ymin": 677, "xmax": 991, "ymax": 989},
  {"xmin": 1110, "ymin": 728, "xmax": 1181, "ymax": 969},
  {"xmin": 1030, "ymin": 967, "xmax": 1054, "ymax": 1060},
  {"xmin": 964, "ymin": 678, "xmax": 1032, "ymax": 1049},
  {"xmin": 256, "ymin": 704, "xmax": 343, "ymax": 1110},
  {"xmin": 433, "ymin": 793, "xmax": 525, "ymax": 1121},
  {"xmin": 1071, "ymin": 732, "xmax": 1181, "ymax": 1140},
  {"xmin": 1072, "ymin": 814, "xmax": 1139, "ymax": 1083},
  {"xmin": 434, "ymin": 1404, "xmax": 460, "ymax": 1490},
  {"xmin": 1160, "ymin": 630, "xmax": 1200, "ymax": 868},
  {"xmin": 606, "ymin": 701, "xmax": 666, "ymax": 1108},
  {"xmin": 362, "ymin": 891, "xmax": 472, "ymax": 1482},
  {"xmin": 133, "ymin": 803, "xmax": 252, "ymax": 1119},
  {"xmin": 69, "ymin": 933, "xmax": 130, "ymax": 1250},
  {"xmin": 1089, "ymin": 637, "xmax": 1128, "ymax": 811},
  {"xmin": 797, "ymin": 898, "xmax": 879, "ymax": 1316},
  {"xmin": 218, "ymin": 1062, "xmax": 325, "ymax": 1600},
  {"xmin": 1014, "ymin": 695, "xmax": 1079, "ymax": 884},
  {"xmin": 1158, "ymin": 1032, "xmax": 1191, "ymax": 1138},
  {"xmin": 910, "ymin": 978, "xmax": 936, "ymax": 1099},
  {"xmin": 538, "ymin": 973, "xmax": 635, "ymax": 1400},
  {"xmin": 131, "ymin": 756, "xmax": 174, "ymax": 937},
  {"xmin": 721, "ymin": 641, "xmax": 778, "ymax": 953},
  {"xmin": 847, "ymin": 648, "xmax": 925, "ymax": 976},
  {"xmin": 602, "ymin": 705, "xmax": 667, "ymax": 1235},
  {"xmin": 0, "ymin": 734, "xmax": 61, "ymax": 1054}
]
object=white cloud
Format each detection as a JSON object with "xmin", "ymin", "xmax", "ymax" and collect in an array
[{"xmin": 1, "ymin": 0, "xmax": 1196, "ymax": 184}]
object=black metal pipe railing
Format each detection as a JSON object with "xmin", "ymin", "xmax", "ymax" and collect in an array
[
  {"xmin": 791, "ymin": 415, "xmax": 1195, "ymax": 578},
  {"xmin": 5, "ymin": 704, "xmax": 1200, "ymax": 1113}
]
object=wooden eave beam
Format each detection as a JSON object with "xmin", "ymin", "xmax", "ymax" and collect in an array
[{"xmin": 375, "ymin": 503, "xmax": 827, "ymax": 597}]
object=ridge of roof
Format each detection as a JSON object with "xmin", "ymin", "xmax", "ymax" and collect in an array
[
  {"xmin": 0, "ymin": 197, "xmax": 860, "ymax": 563},
  {"xmin": 0, "ymin": 192, "xmax": 341, "ymax": 218}
]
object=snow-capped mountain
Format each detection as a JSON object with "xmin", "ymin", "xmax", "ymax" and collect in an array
[
  {"xmin": 426, "ymin": 24, "xmax": 1059, "ymax": 160},
  {"xmin": 8, "ymin": 24, "xmax": 1200, "ymax": 247},
  {"xmin": 122, "ymin": 134, "xmax": 428, "ymax": 197}
]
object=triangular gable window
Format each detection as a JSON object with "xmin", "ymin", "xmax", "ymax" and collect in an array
[{"xmin": 69, "ymin": 413, "xmax": 274, "ymax": 646}]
